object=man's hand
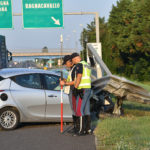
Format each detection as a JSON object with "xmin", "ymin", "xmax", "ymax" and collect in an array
[
  {"xmin": 60, "ymin": 80, "xmax": 65, "ymax": 86},
  {"xmin": 78, "ymin": 89, "xmax": 84, "ymax": 99},
  {"xmin": 72, "ymin": 87, "xmax": 78, "ymax": 97},
  {"xmin": 74, "ymin": 74, "xmax": 82, "ymax": 88}
]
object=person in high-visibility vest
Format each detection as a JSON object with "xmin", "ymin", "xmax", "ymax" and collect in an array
[
  {"xmin": 60, "ymin": 55, "xmax": 77, "ymax": 133},
  {"xmin": 70, "ymin": 52, "xmax": 92, "ymax": 136}
]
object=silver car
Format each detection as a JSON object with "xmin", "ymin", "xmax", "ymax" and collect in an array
[{"xmin": 0, "ymin": 68, "xmax": 72, "ymax": 130}]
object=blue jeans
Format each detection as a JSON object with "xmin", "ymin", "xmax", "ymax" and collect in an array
[{"xmin": 75, "ymin": 88, "xmax": 91, "ymax": 116}]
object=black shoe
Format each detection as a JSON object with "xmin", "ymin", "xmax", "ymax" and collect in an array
[
  {"xmin": 68, "ymin": 115, "xmax": 77, "ymax": 133},
  {"xmin": 85, "ymin": 129, "xmax": 93, "ymax": 135},
  {"xmin": 78, "ymin": 131, "xmax": 86, "ymax": 136},
  {"xmin": 73, "ymin": 131, "xmax": 86, "ymax": 136},
  {"xmin": 85, "ymin": 115, "xmax": 92, "ymax": 134},
  {"xmin": 72, "ymin": 116, "xmax": 80, "ymax": 136},
  {"xmin": 73, "ymin": 116, "xmax": 87, "ymax": 136}
]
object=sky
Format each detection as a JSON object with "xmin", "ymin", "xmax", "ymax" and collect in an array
[{"xmin": 0, "ymin": 0, "xmax": 118, "ymax": 52}]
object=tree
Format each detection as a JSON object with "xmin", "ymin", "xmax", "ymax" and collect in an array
[
  {"xmin": 80, "ymin": 0, "xmax": 150, "ymax": 81},
  {"xmin": 107, "ymin": 0, "xmax": 150, "ymax": 80},
  {"xmin": 107, "ymin": 0, "xmax": 133, "ymax": 74},
  {"xmin": 80, "ymin": 17, "xmax": 108, "ymax": 62}
]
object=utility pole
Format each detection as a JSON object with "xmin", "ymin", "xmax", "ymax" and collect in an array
[{"xmin": 79, "ymin": 24, "xmax": 84, "ymax": 48}]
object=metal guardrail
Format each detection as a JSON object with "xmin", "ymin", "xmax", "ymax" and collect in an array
[{"xmin": 87, "ymin": 43, "xmax": 150, "ymax": 114}]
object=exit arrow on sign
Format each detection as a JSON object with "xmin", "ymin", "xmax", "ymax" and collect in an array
[{"xmin": 51, "ymin": 17, "xmax": 60, "ymax": 25}]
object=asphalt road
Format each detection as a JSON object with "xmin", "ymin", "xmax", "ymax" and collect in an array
[{"xmin": 0, "ymin": 124, "xmax": 96, "ymax": 150}]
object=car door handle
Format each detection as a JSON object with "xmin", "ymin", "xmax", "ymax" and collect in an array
[{"xmin": 48, "ymin": 95, "xmax": 57, "ymax": 98}]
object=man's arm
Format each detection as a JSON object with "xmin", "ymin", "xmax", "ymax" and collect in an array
[
  {"xmin": 74, "ymin": 63, "xmax": 83, "ymax": 88},
  {"xmin": 74, "ymin": 73, "xmax": 82, "ymax": 88},
  {"xmin": 65, "ymin": 81, "xmax": 75, "ymax": 86},
  {"xmin": 60, "ymin": 80, "xmax": 75, "ymax": 86}
]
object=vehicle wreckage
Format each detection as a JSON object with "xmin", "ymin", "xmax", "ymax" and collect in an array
[{"xmin": 87, "ymin": 43, "xmax": 150, "ymax": 115}]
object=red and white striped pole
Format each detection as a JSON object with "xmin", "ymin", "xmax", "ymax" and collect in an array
[
  {"xmin": 60, "ymin": 84, "xmax": 63, "ymax": 133},
  {"xmin": 60, "ymin": 34, "xmax": 63, "ymax": 133}
]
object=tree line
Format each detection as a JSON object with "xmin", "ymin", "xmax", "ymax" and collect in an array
[{"xmin": 80, "ymin": 0, "xmax": 150, "ymax": 81}]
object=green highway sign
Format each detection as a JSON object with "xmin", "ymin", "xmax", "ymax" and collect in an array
[
  {"xmin": 22, "ymin": 0, "xmax": 64, "ymax": 29},
  {"xmin": 0, "ymin": 0, "xmax": 13, "ymax": 28},
  {"xmin": 48, "ymin": 60, "xmax": 54, "ymax": 63}
]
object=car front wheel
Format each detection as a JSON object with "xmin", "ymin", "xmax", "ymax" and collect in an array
[{"xmin": 0, "ymin": 108, "xmax": 20, "ymax": 130}]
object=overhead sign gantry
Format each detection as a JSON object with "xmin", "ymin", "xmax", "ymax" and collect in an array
[{"xmin": 22, "ymin": 0, "xmax": 64, "ymax": 28}]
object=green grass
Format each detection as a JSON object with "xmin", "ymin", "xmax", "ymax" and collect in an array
[
  {"xmin": 95, "ymin": 79, "xmax": 150, "ymax": 149},
  {"xmin": 95, "ymin": 101, "xmax": 150, "ymax": 150}
]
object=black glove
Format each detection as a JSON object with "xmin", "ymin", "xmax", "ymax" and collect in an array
[
  {"xmin": 78, "ymin": 89, "xmax": 84, "ymax": 99},
  {"xmin": 72, "ymin": 88, "xmax": 78, "ymax": 97}
]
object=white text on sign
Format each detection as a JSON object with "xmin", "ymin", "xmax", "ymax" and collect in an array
[{"xmin": 25, "ymin": 3, "xmax": 60, "ymax": 9}]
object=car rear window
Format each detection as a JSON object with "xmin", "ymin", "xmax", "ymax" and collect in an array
[{"xmin": 0, "ymin": 76, "xmax": 4, "ymax": 81}]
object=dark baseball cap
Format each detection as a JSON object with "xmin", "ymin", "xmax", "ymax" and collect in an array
[
  {"xmin": 62, "ymin": 55, "xmax": 71, "ymax": 65},
  {"xmin": 70, "ymin": 53, "xmax": 80, "ymax": 59}
]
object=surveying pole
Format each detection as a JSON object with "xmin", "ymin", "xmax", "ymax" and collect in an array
[{"xmin": 60, "ymin": 34, "xmax": 63, "ymax": 133}]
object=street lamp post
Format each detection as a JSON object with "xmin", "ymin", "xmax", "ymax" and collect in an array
[
  {"xmin": 65, "ymin": 38, "xmax": 69, "ymax": 50},
  {"xmin": 79, "ymin": 24, "xmax": 85, "ymax": 59},
  {"xmin": 66, "ymin": 35, "xmax": 71, "ymax": 51},
  {"xmin": 60, "ymin": 34, "xmax": 63, "ymax": 66},
  {"xmin": 73, "ymin": 30, "xmax": 78, "ymax": 53},
  {"xmin": 79, "ymin": 24, "xmax": 84, "ymax": 49}
]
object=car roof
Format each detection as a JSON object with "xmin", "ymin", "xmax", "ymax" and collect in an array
[{"xmin": 0, "ymin": 68, "xmax": 60, "ymax": 78}]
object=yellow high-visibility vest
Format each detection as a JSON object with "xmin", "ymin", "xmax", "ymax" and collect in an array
[
  {"xmin": 77, "ymin": 61, "xmax": 91, "ymax": 89},
  {"xmin": 66, "ymin": 65, "xmax": 76, "ymax": 82},
  {"xmin": 64, "ymin": 66, "xmax": 76, "ymax": 94}
]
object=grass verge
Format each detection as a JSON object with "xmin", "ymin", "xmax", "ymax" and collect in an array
[{"xmin": 95, "ymin": 101, "xmax": 150, "ymax": 150}]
